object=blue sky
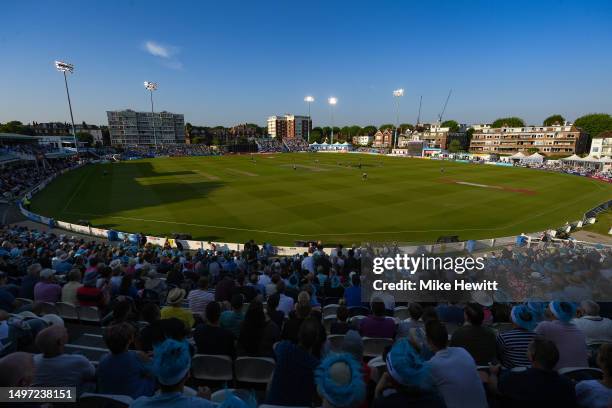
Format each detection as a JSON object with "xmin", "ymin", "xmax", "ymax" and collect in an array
[{"xmin": 1, "ymin": 0, "xmax": 612, "ymax": 127}]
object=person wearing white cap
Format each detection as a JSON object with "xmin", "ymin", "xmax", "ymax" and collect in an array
[{"xmin": 161, "ymin": 288, "xmax": 194, "ymax": 329}]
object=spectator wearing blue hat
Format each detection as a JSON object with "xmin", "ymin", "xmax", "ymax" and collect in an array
[
  {"xmin": 315, "ymin": 353, "xmax": 366, "ymax": 408},
  {"xmin": 535, "ymin": 301, "xmax": 588, "ymax": 370},
  {"xmin": 131, "ymin": 339, "xmax": 214, "ymax": 408},
  {"xmin": 496, "ymin": 305, "xmax": 537, "ymax": 369},
  {"xmin": 373, "ymin": 338, "xmax": 444, "ymax": 408},
  {"xmin": 426, "ymin": 320, "xmax": 487, "ymax": 408}
]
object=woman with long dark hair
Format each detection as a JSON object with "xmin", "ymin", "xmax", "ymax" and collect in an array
[{"xmin": 237, "ymin": 300, "xmax": 279, "ymax": 357}]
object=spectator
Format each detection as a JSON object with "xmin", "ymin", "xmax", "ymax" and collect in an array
[
  {"xmin": 315, "ymin": 353, "xmax": 366, "ymax": 408},
  {"xmin": 575, "ymin": 343, "xmax": 612, "ymax": 408},
  {"xmin": 131, "ymin": 339, "xmax": 213, "ymax": 408},
  {"xmin": 76, "ymin": 271, "xmax": 109, "ymax": 308},
  {"xmin": 116, "ymin": 274, "xmax": 138, "ymax": 299},
  {"xmin": 237, "ymin": 300, "xmax": 280, "ymax": 357},
  {"xmin": 426, "ymin": 320, "xmax": 487, "ymax": 408},
  {"xmin": 488, "ymin": 338, "xmax": 577, "ymax": 407},
  {"xmin": 359, "ymin": 299, "xmax": 396, "ymax": 339},
  {"xmin": 32, "ymin": 325, "xmax": 95, "ymax": 395},
  {"xmin": 33, "ymin": 269, "xmax": 61, "ymax": 303},
  {"xmin": 19, "ymin": 263, "xmax": 41, "ymax": 299},
  {"xmin": 187, "ymin": 277, "xmax": 214, "ymax": 318},
  {"xmin": 266, "ymin": 317, "xmax": 321, "ymax": 406},
  {"xmin": 496, "ymin": 305, "xmax": 537, "ymax": 368},
  {"xmin": 266, "ymin": 293, "xmax": 285, "ymax": 329},
  {"xmin": 193, "ymin": 301, "xmax": 235, "ymax": 357},
  {"xmin": 573, "ymin": 300, "xmax": 612, "ymax": 345},
  {"xmin": 282, "ymin": 292, "xmax": 313, "ymax": 343},
  {"xmin": 372, "ymin": 338, "xmax": 445, "ymax": 408},
  {"xmin": 220, "ymin": 294, "xmax": 244, "ymax": 337},
  {"xmin": 161, "ymin": 288, "xmax": 194, "ymax": 329},
  {"xmin": 344, "ymin": 274, "xmax": 362, "ymax": 308},
  {"xmin": 436, "ymin": 302, "xmax": 464, "ymax": 326},
  {"xmin": 136, "ymin": 303, "xmax": 161, "ymax": 352},
  {"xmin": 0, "ymin": 352, "xmax": 35, "ymax": 386},
  {"xmin": 330, "ymin": 305, "xmax": 352, "ymax": 335},
  {"xmin": 61, "ymin": 269, "xmax": 82, "ymax": 305},
  {"xmin": 397, "ymin": 302, "xmax": 424, "ymax": 338},
  {"xmin": 97, "ymin": 322, "xmax": 155, "ymax": 398},
  {"xmin": 276, "ymin": 280, "xmax": 294, "ymax": 317},
  {"xmin": 0, "ymin": 280, "xmax": 17, "ymax": 312},
  {"xmin": 449, "ymin": 303, "xmax": 497, "ymax": 365},
  {"xmin": 535, "ymin": 301, "xmax": 588, "ymax": 369}
]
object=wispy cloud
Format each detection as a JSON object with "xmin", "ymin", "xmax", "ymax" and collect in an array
[{"xmin": 143, "ymin": 40, "xmax": 182, "ymax": 69}]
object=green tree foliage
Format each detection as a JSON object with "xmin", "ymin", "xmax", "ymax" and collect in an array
[
  {"xmin": 379, "ymin": 124, "xmax": 394, "ymax": 130},
  {"xmin": 309, "ymin": 128, "xmax": 323, "ymax": 143},
  {"xmin": 0, "ymin": 121, "xmax": 35, "ymax": 135},
  {"xmin": 362, "ymin": 126, "xmax": 377, "ymax": 135},
  {"xmin": 441, "ymin": 120, "xmax": 460, "ymax": 132},
  {"xmin": 447, "ymin": 139, "xmax": 462, "ymax": 153},
  {"xmin": 75, "ymin": 132, "xmax": 93, "ymax": 145},
  {"xmin": 543, "ymin": 114, "xmax": 565, "ymax": 126},
  {"xmin": 399, "ymin": 123, "xmax": 414, "ymax": 132},
  {"xmin": 574, "ymin": 113, "xmax": 612, "ymax": 137},
  {"xmin": 491, "ymin": 117, "xmax": 525, "ymax": 128}
]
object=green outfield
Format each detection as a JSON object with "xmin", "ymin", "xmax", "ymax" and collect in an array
[{"xmin": 30, "ymin": 153, "xmax": 612, "ymax": 245}]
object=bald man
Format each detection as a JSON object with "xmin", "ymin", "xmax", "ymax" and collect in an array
[
  {"xmin": 33, "ymin": 325, "xmax": 95, "ymax": 395},
  {"xmin": 0, "ymin": 352, "xmax": 35, "ymax": 386}
]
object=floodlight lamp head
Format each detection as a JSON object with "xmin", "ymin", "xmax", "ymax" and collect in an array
[
  {"xmin": 328, "ymin": 97, "xmax": 337, "ymax": 105},
  {"xmin": 55, "ymin": 60, "xmax": 74, "ymax": 73},
  {"xmin": 144, "ymin": 81, "xmax": 158, "ymax": 91},
  {"xmin": 304, "ymin": 96, "xmax": 315, "ymax": 103},
  {"xmin": 393, "ymin": 88, "xmax": 404, "ymax": 97}
]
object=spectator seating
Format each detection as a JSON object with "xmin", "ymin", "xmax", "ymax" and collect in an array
[
  {"xmin": 362, "ymin": 337, "xmax": 394, "ymax": 358},
  {"xmin": 191, "ymin": 354, "xmax": 234, "ymax": 382},
  {"xmin": 79, "ymin": 393, "xmax": 132, "ymax": 408}
]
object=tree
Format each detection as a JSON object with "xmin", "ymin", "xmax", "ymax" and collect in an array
[
  {"xmin": 447, "ymin": 139, "xmax": 462, "ymax": 153},
  {"xmin": 491, "ymin": 117, "xmax": 525, "ymax": 128},
  {"xmin": 379, "ymin": 124, "xmax": 394, "ymax": 130},
  {"xmin": 75, "ymin": 132, "xmax": 93, "ymax": 145},
  {"xmin": 362, "ymin": 125, "xmax": 377, "ymax": 135},
  {"xmin": 309, "ymin": 128, "xmax": 323, "ymax": 143},
  {"xmin": 0, "ymin": 120, "xmax": 34, "ymax": 135},
  {"xmin": 574, "ymin": 113, "xmax": 612, "ymax": 138},
  {"xmin": 349, "ymin": 125, "xmax": 363, "ymax": 137},
  {"xmin": 441, "ymin": 120, "xmax": 459, "ymax": 132},
  {"xmin": 399, "ymin": 123, "xmax": 414, "ymax": 132},
  {"xmin": 466, "ymin": 127, "xmax": 475, "ymax": 143},
  {"xmin": 543, "ymin": 114, "xmax": 565, "ymax": 126}
]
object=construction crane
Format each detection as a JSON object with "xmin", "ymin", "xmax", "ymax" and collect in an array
[
  {"xmin": 437, "ymin": 89, "xmax": 452, "ymax": 124},
  {"xmin": 416, "ymin": 95, "xmax": 423, "ymax": 127}
]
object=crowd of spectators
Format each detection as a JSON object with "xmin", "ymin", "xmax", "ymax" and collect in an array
[
  {"xmin": 256, "ymin": 139, "xmax": 284, "ymax": 153},
  {"xmin": 283, "ymin": 137, "xmax": 310, "ymax": 152},
  {"xmin": 1, "ymin": 156, "xmax": 79, "ymax": 201},
  {"xmin": 0, "ymin": 222, "xmax": 610, "ymax": 406},
  {"xmin": 122, "ymin": 144, "xmax": 219, "ymax": 159}
]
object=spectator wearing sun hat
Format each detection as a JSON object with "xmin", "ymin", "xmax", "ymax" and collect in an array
[
  {"xmin": 496, "ymin": 305, "xmax": 538, "ymax": 368},
  {"xmin": 373, "ymin": 337, "xmax": 444, "ymax": 408},
  {"xmin": 130, "ymin": 338, "xmax": 214, "ymax": 408},
  {"xmin": 161, "ymin": 288, "xmax": 194, "ymax": 329},
  {"xmin": 315, "ymin": 353, "xmax": 366, "ymax": 408},
  {"xmin": 535, "ymin": 301, "xmax": 588, "ymax": 370}
]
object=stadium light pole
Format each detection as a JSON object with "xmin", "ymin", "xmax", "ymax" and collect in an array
[
  {"xmin": 393, "ymin": 88, "xmax": 404, "ymax": 150},
  {"xmin": 54, "ymin": 60, "xmax": 78, "ymax": 154},
  {"xmin": 144, "ymin": 81, "xmax": 158, "ymax": 148},
  {"xmin": 328, "ymin": 97, "xmax": 337, "ymax": 144},
  {"xmin": 304, "ymin": 96, "xmax": 314, "ymax": 143}
]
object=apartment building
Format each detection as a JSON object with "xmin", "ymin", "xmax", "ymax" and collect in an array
[
  {"xmin": 267, "ymin": 114, "xmax": 311, "ymax": 139},
  {"xmin": 590, "ymin": 131, "xmax": 612, "ymax": 158},
  {"xmin": 469, "ymin": 124, "xmax": 589, "ymax": 155}
]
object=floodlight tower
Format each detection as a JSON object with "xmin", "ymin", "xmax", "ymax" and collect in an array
[
  {"xmin": 328, "ymin": 97, "xmax": 337, "ymax": 144},
  {"xmin": 393, "ymin": 88, "xmax": 404, "ymax": 149},
  {"xmin": 144, "ymin": 81, "xmax": 159, "ymax": 148},
  {"xmin": 54, "ymin": 60, "xmax": 78, "ymax": 154},
  {"xmin": 304, "ymin": 96, "xmax": 314, "ymax": 142}
]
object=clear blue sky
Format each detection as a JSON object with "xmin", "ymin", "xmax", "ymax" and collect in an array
[{"xmin": 1, "ymin": 0, "xmax": 611, "ymax": 127}]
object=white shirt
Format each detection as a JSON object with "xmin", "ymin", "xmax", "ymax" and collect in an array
[
  {"xmin": 428, "ymin": 347, "xmax": 488, "ymax": 408},
  {"xmin": 572, "ymin": 316, "xmax": 612, "ymax": 345},
  {"xmin": 277, "ymin": 294, "xmax": 294, "ymax": 317},
  {"xmin": 187, "ymin": 289, "xmax": 214, "ymax": 315},
  {"xmin": 301, "ymin": 256, "xmax": 315, "ymax": 274}
]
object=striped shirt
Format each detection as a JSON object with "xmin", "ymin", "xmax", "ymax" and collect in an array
[
  {"xmin": 496, "ymin": 328, "xmax": 536, "ymax": 368},
  {"xmin": 187, "ymin": 289, "xmax": 214, "ymax": 316}
]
